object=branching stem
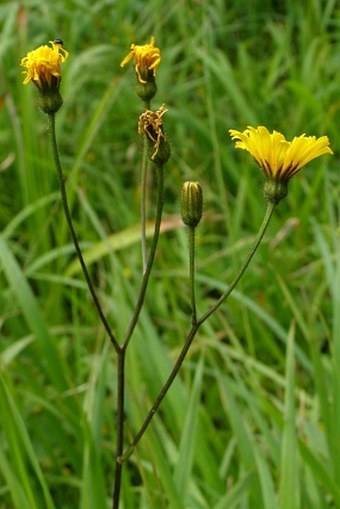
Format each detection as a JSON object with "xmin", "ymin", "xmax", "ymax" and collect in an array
[{"xmin": 121, "ymin": 201, "xmax": 276, "ymax": 460}]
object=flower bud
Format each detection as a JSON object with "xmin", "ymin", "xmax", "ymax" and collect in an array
[{"xmin": 181, "ymin": 181, "xmax": 203, "ymax": 228}]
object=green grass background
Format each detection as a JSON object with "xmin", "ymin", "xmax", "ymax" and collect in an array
[{"xmin": 0, "ymin": 0, "xmax": 339, "ymax": 507}]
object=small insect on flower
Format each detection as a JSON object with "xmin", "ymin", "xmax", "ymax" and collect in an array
[{"xmin": 53, "ymin": 39, "xmax": 64, "ymax": 45}]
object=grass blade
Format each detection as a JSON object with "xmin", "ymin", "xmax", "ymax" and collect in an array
[
  {"xmin": 278, "ymin": 322, "xmax": 299, "ymax": 509},
  {"xmin": 0, "ymin": 236, "xmax": 67, "ymax": 391}
]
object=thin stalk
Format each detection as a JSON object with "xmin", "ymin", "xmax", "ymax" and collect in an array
[
  {"xmin": 140, "ymin": 136, "xmax": 149, "ymax": 274},
  {"xmin": 121, "ymin": 323, "xmax": 199, "ymax": 461},
  {"xmin": 121, "ymin": 201, "xmax": 276, "ymax": 460},
  {"xmin": 140, "ymin": 100, "xmax": 151, "ymax": 274},
  {"xmin": 112, "ymin": 348, "xmax": 126, "ymax": 509},
  {"xmin": 47, "ymin": 113, "xmax": 119, "ymax": 352},
  {"xmin": 122, "ymin": 163, "xmax": 164, "ymax": 351},
  {"xmin": 198, "ymin": 200, "xmax": 275, "ymax": 324},
  {"xmin": 188, "ymin": 225, "xmax": 197, "ymax": 325}
]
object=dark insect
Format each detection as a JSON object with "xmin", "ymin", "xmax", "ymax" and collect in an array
[{"xmin": 54, "ymin": 39, "xmax": 64, "ymax": 45}]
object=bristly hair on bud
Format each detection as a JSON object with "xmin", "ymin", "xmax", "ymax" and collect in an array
[{"xmin": 181, "ymin": 181, "xmax": 203, "ymax": 228}]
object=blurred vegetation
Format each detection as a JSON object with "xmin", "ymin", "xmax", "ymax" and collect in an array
[{"xmin": 0, "ymin": 0, "xmax": 339, "ymax": 508}]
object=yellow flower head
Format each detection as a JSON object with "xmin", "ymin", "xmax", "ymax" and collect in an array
[
  {"xmin": 229, "ymin": 126, "xmax": 333, "ymax": 204},
  {"xmin": 21, "ymin": 40, "xmax": 69, "ymax": 92},
  {"xmin": 120, "ymin": 36, "xmax": 161, "ymax": 84},
  {"xmin": 229, "ymin": 126, "xmax": 333, "ymax": 183}
]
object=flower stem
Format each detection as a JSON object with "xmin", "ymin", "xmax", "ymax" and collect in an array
[
  {"xmin": 112, "ymin": 348, "xmax": 125, "ymax": 509},
  {"xmin": 47, "ymin": 113, "xmax": 119, "ymax": 352},
  {"xmin": 122, "ymin": 163, "xmax": 164, "ymax": 351},
  {"xmin": 140, "ymin": 99, "xmax": 151, "ymax": 274},
  {"xmin": 140, "ymin": 136, "xmax": 149, "ymax": 274},
  {"xmin": 189, "ymin": 225, "xmax": 197, "ymax": 325},
  {"xmin": 198, "ymin": 200, "xmax": 275, "ymax": 323},
  {"xmin": 120, "ymin": 201, "xmax": 275, "ymax": 460}
]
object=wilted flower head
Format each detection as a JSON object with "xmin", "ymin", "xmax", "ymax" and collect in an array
[
  {"xmin": 229, "ymin": 126, "xmax": 333, "ymax": 203},
  {"xmin": 138, "ymin": 105, "xmax": 170, "ymax": 164},
  {"xmin": 21, "ymin": 40, "xmax": 68, "ymax": 92},
  {"xmin": 120, "ymin": 35, "xmax": 161, "ymax": 84}
]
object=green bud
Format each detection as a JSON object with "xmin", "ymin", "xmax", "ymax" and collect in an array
[
  {"xmin": 263, "ymin": 178, "xmax": 288, "ymax": 205},
  {"xmin": 181, "ymin": 181, "xmax": 203, "ymax": 228}
]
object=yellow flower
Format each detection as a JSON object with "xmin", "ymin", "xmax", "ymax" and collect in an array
[
  {"xmin": 229, "ymin": 126, "xmax": 333, "ymax": 204},
  {"xmin": 229, "ymin": 126, "xmax": 333, "ymax": 183},
  {"xmin": 21, "ymin": 40, "xmax": 68, "ymax": 92},
  {"xmin": 120, "ymin": 35, "xmax": 161, "ymax": 84}
]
